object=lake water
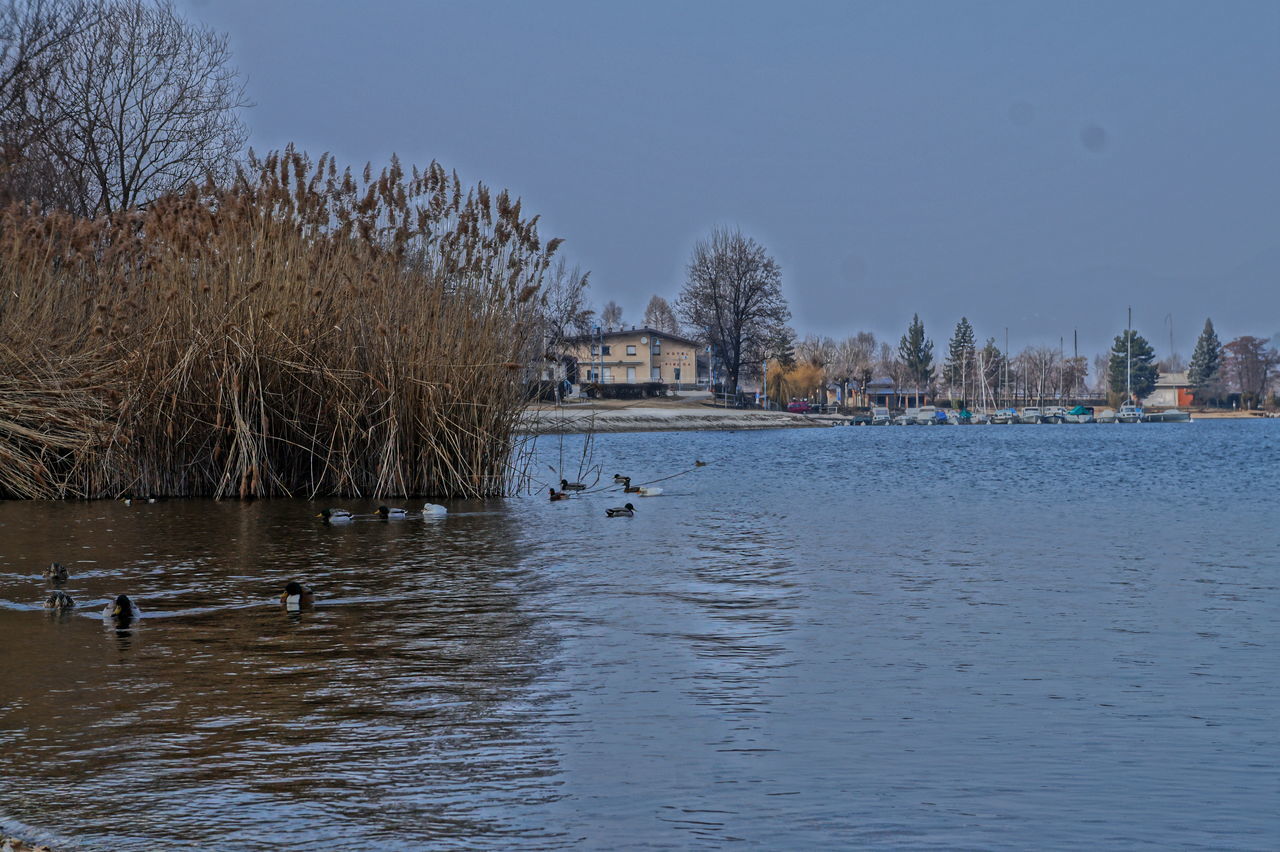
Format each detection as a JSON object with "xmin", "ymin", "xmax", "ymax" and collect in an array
[{"xmin": 1, "ymin": 420, "xmax": 1277, "ymax": 850}]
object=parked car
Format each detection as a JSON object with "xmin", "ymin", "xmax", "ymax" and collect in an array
[{"xmin": 786, "ymin": 399, "xmax": 811, "ymax": 413}]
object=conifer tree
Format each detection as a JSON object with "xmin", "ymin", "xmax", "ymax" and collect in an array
[
  {"xmin": 943, "ymin": 317, "xmax": 976, "ymax": 404},
  {"xmin": 1107, "ymin": 329, "xmax": 1159, "ymax": 401},
  {"xmin": 898, "ymin": 314, "xmax": 934, "ymax": 401},
  {"xmin": 1187, "ymin": 318, "xmax": 1223, "ymax": 404}
]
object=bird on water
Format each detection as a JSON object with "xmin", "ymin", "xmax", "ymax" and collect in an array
[{"xmin": 605, "ymin": 503, "xmax": 636, "ymax": 518}]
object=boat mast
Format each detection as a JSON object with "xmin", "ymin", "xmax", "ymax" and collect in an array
[{"xmin": 1126, "ymin": 306, "xmax": 1132, "ymax": 404}]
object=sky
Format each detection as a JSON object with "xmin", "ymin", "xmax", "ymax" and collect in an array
[{"xmin": 178, "ymin": 0, "xmax": 1279, "ymax": 361}]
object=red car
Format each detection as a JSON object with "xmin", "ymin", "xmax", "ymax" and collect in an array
[{"xmin": 786, "ymin": 399, "xmax": 811, "ymax": 413}]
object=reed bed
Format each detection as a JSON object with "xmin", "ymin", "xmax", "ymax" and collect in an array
[{"xmin": 0, "ymin": 148, "xmax": 557, "ymax": 499}]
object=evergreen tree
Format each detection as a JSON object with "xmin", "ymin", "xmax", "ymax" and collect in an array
[
  {"xmin": 898, "ymin": 314, "xmax": 935, "ymax": 399},
  {"xmin": 1107, "ymin": 329, "xmax": 1159, "ymax": 401},
  {"xmin": 943, "ymin": 317, "xmax": 976, "ymax": 403},
  {"xmin": 1186, "ymin": 318, "xmax": 1223, "ymax": 404}
]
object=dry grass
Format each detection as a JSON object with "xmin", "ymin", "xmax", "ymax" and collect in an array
[{"xmin": 0, "ymin": 147, "xmax": 557, "ymax": 499}]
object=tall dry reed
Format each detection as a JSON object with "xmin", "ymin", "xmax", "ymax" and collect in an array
[{"xmin": 0, "ymin": 147, "xmax": 558, "ymax": 499}]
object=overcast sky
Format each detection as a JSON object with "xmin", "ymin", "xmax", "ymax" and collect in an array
[{"xmin": 179, "ymin": 0, "xmax": 1279, "ymax": 359}]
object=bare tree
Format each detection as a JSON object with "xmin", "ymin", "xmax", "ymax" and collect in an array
[
  {"xmin": 26, "ymin": 0, "xmax": 248, "ymax": 214},
  {"xmin": 0, "ymin": 0, "xmax": 90, "ymax": 206},
  {"xmin": 540, "ymin": 257, "xmax": 594, "ymax": 347},
  {"xmin": 642, "ymin": 294, "xmax": 680, "ymax": 335},
  {"xmin": 677, "ymin": 227, "xmax": 790, "ymax": 397},
  {"xmin": 601, "ymin": 300, "xmax": 623, "ymax": 328}
]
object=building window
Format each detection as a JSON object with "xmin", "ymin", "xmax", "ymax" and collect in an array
[
  {"xmin": 651, "ymin": 338, "xmax": 661, "ymax": 355},
  {"xmin": 674, "ymin": 367, "xmax": 681, "ymax": 381},
  {"xmin": 602, "ymin": 367, "xmax": 613, "ymax": 382},
  {"xmin": 651, "ymin": 367, "xmax": 661, "ymax": 381},
  {"xmin": 627, "ymin": 366, "xmax": 636, "ymax": 382},
  {"xmin": 626, "ymin": 344, "xmax": 636, "ymax": 356},
  {"xmin": 601, "ymin": 344, "xmax": 611, "ymax": 356},
  {"xmin": 590, "ymin": 344, "xmax": 599, "ymax": 356}
]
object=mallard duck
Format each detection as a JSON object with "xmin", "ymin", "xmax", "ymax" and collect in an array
[
  {"xmin": 605, "ymin": 503, "xmax": 636, "ymax": 518},
  {"xmin": 421, "ymin": 503, "xmax": 448, "ymax": 516},
  {"xmin": 375, "ymin": 506, "xmax": 408, "ymax": 519},
  {"xmin": 103, "ymin": 594, "xmax": 140, "ymax": 623},
  {"xmin": 560, "ymin": 478, "xmax": 587, "ymax": 491},
  {"xmin": 44, "ymin": 590, "xmax": 75, "ymax": 610},
  {"xmin": 44, "ymin": 562, "xmax": 69, "ymax": 584},
  {"xmin": 695, "ymin": 460, "xmax": 707, "ymax": 467},
  {"xmin": 621, "ymin": 478, "xmax": 641, "ymax": 494},
  {"xmin": 318, "ymin": 508, "xmax": 354, "ymax": 524},
  {"xmin": 638, "ymin": 486, "xmax": 664, "ymax": 497},
  {"xmin": 280, "ymin": 580, "xmax": 314, "ymax": 609},
  {"xmin": 549, "ymin": 486, "xmax": 569, "ymax": 502},
  {"xmin": 612, "ymin": 473, "xmax": 629, "ymax": 483}
]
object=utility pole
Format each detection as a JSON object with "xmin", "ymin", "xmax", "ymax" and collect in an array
[{"xmin": 1003, "ymin": 327, "xmax": 1009, "ymax": 408}]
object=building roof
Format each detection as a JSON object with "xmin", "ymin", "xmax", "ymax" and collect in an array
[
  {"xmin": 1154, "ymin": 371, "xmax": 1189, "ymax": 388},
  {"xmin": 566, "ymin": 326, "xmax": 703, "ymax": 348}
]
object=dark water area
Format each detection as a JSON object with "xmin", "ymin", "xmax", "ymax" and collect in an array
[{"xmin": 1, "ymin": 421, "xmax": 1277, "ymax": 849}]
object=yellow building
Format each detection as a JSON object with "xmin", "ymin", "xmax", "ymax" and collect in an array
[{"xmin": 567, "ymin": 327, "xmax": 705, "ymax": 388}]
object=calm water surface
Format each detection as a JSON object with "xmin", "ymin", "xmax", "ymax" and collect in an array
[{"xmin": 1, "ymin": 421, "xmax": 1277, "ymax": 849}]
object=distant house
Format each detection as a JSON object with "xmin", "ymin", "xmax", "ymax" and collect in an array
[
  {"xmin": 865, "ymin": 377, "xmax": 928, "ymax": 408},
  {"xmin": 1142, "ymin": 371, "xmax": 1193, "ymax": 408},
  {"xmin": 565, "ymin": 327, "xmax": 707, "ymax": 387}
]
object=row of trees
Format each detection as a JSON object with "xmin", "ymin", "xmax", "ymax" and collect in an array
[{"xmin": 1186, "ymin": 319, "xmax": 1278, "ymax": 408}]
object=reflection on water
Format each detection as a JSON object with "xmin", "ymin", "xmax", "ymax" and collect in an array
[{"xmin": 1, "ymin": 421, "xmax": 1278, "ymax": 849}]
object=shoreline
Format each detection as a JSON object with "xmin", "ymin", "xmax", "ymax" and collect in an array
[
  {"xmin": 520, "ymin": 400, "xmax": 1275, "ymax": 434},
  {"xmin": 520, "ymin": 403, "xmax": 819, "ymax": 434}
]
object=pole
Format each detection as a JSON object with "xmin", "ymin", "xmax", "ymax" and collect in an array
[
  {"xmin": 763, "ymin": 359, "xmax": 768, "ymax": 410},
  {"xmin": 1126, "ymin": 306, "xmax": 1132, "ymax": 403},
  {"xmin": 1003, "ymin": 327, "xmax": 1009, "ymax": 408}
]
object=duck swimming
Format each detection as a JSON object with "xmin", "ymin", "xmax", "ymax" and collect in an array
[
  {"xmin": 44, "ymin": 590, "xmax": 74, "ymax": 610},
  {"xmin": 375, "ymin": 506, "xmax": 408, "ymax": 519},
  {"xmin": 605, "ymin": 503, "xmax": 636, "ymax": 518},
  {"xmin": 44, "ymin": 562, "xmax": 68, "ymax": 584},
  {"xmin": 560, "ymin": 478, "xmax": 587, "ymax": 491},
  {"xmin": 621, "ymin": 478, "xmax": 641, "ymax": 494},
  {"xmin": 280, "ymin": 581, "xmax": 315, "ymax": 610},
  {"xmin": 695, "ymin": 460, "xmax": 707, "ymax": 467},
  {"xmin": 421, "ymin": 503, "xmax": 448, "ymax": 516},
  {"xmin": 613, "ymin": 473, "xmax": 629, "ymax": 483},
  {"xmin": 549, "ymin": 486, "xmax": 570, "ymax": 501},
  {"xmin": 104, "ymin": 594, "xmax": 140, "ymax": 624},
  {"xmin": 318, "ymin": 508, "xmax": 354, "ymax": 524}
]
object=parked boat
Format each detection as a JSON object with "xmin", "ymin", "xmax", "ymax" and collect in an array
[
  {"xmin": 1117, "ymin": 403, "xmax": 1143, "ymax": 423},
  {"xmin": 871, "ymin": 406, "xmax": 892, "ymax": 425},
  {"xmin": 1063, "ymin": 404, "xmax": 1094, "ymax": 424},
  {"xmin": 1095, "ymin": 408, "xmax": 1117, "ymax": 423},
  {"xmin": 1041, "ymin": 406, "xmax": 1067, "ymax": 424},
  {"xmin": 1143, "ymin": 408, "xmax": 1191, "ymax": 422},
  {"xmin": 910, "ymin": 406, "xmax": 939, "ymax": 425},
  {"xmin": 989, "ymin": 408, "xmax": 1016, "ymax": 424},
  {"xmin": 1017, "ymin": 406, "xmax": 1043, "ymax": 424}
]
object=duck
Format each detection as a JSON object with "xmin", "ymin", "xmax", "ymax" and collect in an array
[
  {"xmin": 103, "ymin": 594, "xmax": 141, "ymax": 623},
  {"xmin": 605, "ymin": 503, "xmax": 636, "ymax": 518},
  {"xmin": 548, "ymin": 486, "xmax": 570, "ymax": 502},
  {"xmin": 560, "ymin": 478, "xmax": 587, "ymax": 492},
  {"xmin": 317, "ymin": 508, "xmax": 354, "ymax": 524},
  {"xmin": 621, "ymin": 477, "xmax": 641, "ymax": 494},
  {"xmin": 421, "ymin": 503, "xmax": 448, "ymax": 516},
  {"xmin": 638, "ymin": 486, "xmax": 664, "ymax": 497},
  {"xmin": 375, "ymin": 505, "xmax": 408, "ymax": 519},
  {"xmin": 612, "ymin": 473, "xmax": 629, "ymax": 483},
  {"xmin": 44, "ymin": 562, "xmax": 69, "ymax": 584},
  {"xmin": 44, "ymin": 590, "xmax": 75, "ymax": 610},
  {"xmin": 695, "ymin": 460, "xmax": 707, "ymax": 467},
  {"xmin": 280, "ymin": 580, "xmax": 315, "ymax": 610}
]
